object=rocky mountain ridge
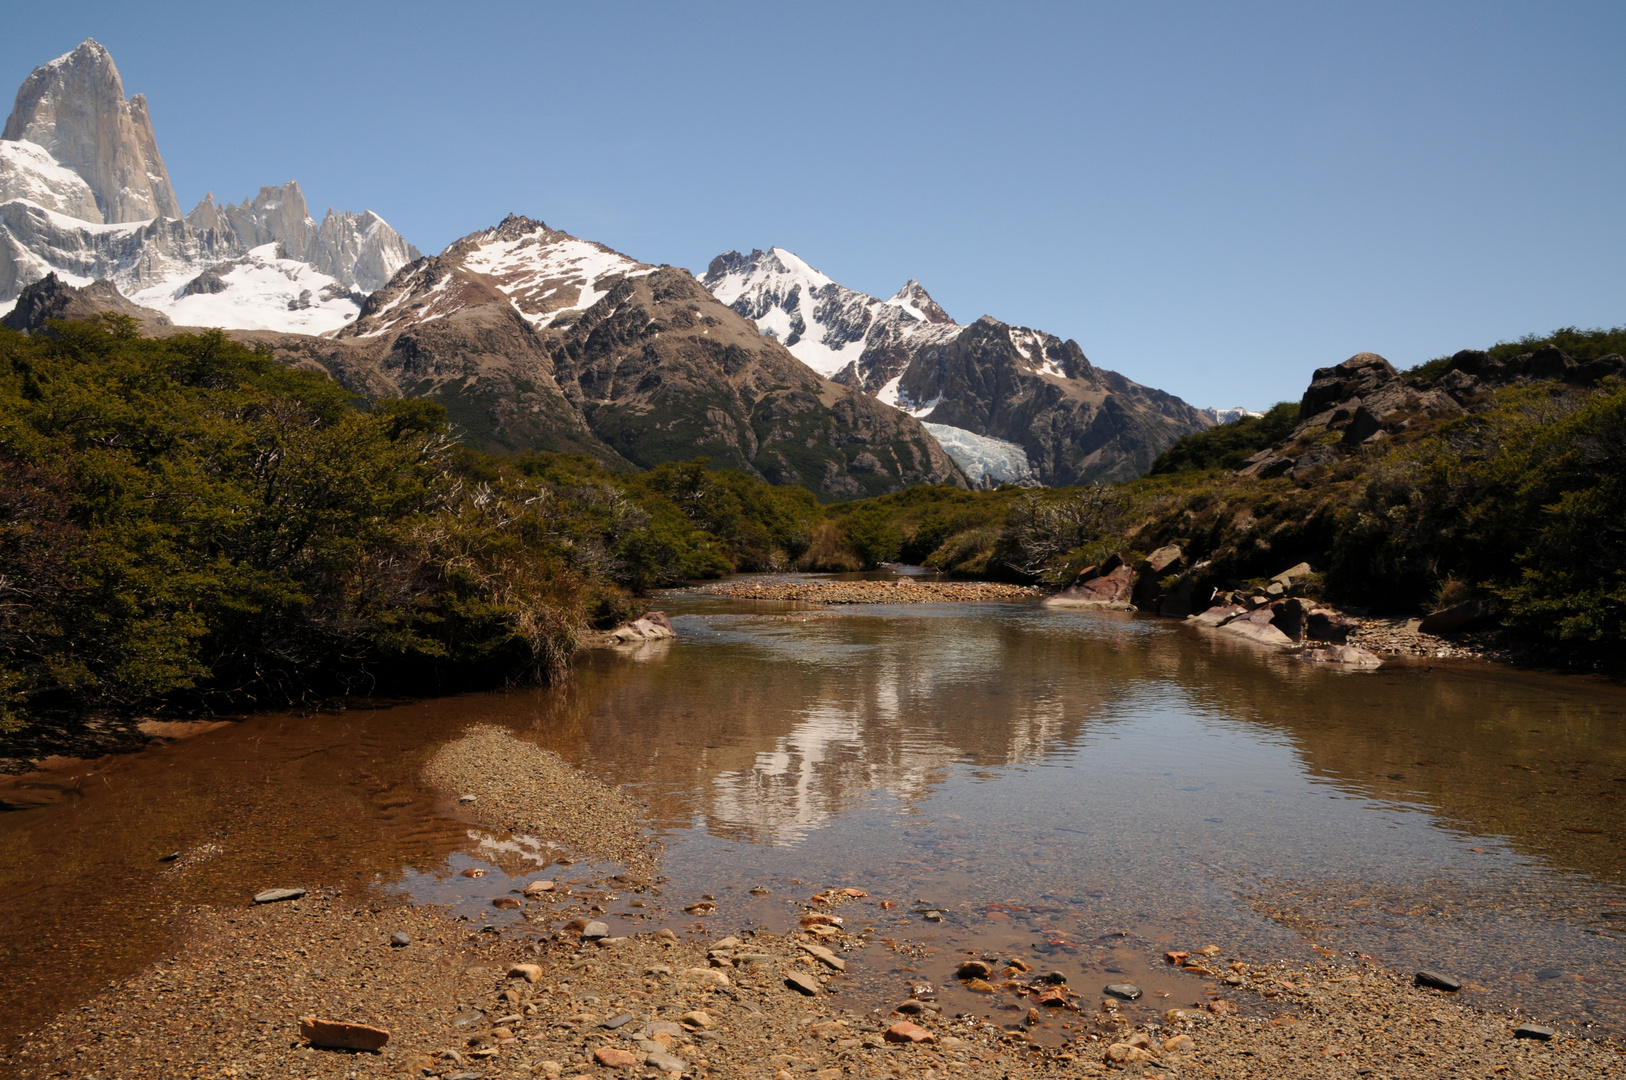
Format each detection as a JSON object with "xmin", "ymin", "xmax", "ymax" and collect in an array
[
  {"xmin": 704, "ymin": 246, "xmax": 1212, "ymax": 485},
  {"xmin": 0, "ymin": 39, "xmax": 418, "ymax": 330}
]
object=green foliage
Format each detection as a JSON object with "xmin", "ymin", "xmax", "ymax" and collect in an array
[
  {"xmin": 1405, "ymin": 324, "xmax": 1626, "ymax": 381},
  {"xmin": 1147, "ymin": 402, "xmax": 1301, "ymax": 475},
  {"xmin": 0, "ymin": 322, "xmax": 826, "ymax": 726}
]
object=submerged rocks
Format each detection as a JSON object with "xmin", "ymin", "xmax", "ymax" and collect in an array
[
  {"xmin": 1298, "ymin": 644, "xmax": 1383, "ymax": 667},
  {"xmin": 1415, "ymin": 970, "xmax": 1462, "ymax": 992}
]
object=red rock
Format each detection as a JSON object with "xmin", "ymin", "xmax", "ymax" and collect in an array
[
  {"xmin": 492, "ymin": 896, "xmax": 521, "ymax": 909},
  {"xmin": 594, "ymin": 1047, "xmax": 639, "ymax": 1068},
  {"xmin": 508, "ymin": 964, "xmax": 542, "ymax": 982},
  {"xmin": 523, "ymin": 880, "xmax": 556, "ymax": 896},
  {"xmin": 299, "ymin": 1016, "xmax": 389, "ymax": 1051},
  {"xmin": 1164, "ymin": 951, "xmax": 1190, "ymax": 964},
  {"xmin": 884, "ymin": 1021, "xmax": 936, "ymax": 1044},
  {"xmin": 1032, "ymin": 987, "xmax": 1068, "ymax": 1007}
]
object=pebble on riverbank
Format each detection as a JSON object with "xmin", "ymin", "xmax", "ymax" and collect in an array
[
  {"xmin": 423, "ymin": 724, "xmax": 655, "ymax": 875},
  {"xmin": 705, "ymin": 580, "xmax": 1041, "ymax": 604}
]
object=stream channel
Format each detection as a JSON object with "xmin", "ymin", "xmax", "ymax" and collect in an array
[{"xmin": 2, "ymin": 571, "xmax": 1624, "ymax": 1048}]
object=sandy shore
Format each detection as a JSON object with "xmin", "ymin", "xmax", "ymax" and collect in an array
[{"xmin": 6, "ymin": 725, "xmax": 1620, "ymax": 1079}]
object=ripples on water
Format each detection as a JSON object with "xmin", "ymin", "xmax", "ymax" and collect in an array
[{"xmin": 1, "ymin": 584, "xmax": 1623, "ymax": 1043}]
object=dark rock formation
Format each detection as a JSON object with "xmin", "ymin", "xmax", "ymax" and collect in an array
[{"xmin": 1, "ymin": 272, "xmax": 171, "ymax": 333}]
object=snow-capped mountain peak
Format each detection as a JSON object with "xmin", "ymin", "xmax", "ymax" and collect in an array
[
  {"xmin": 342, "ymin": 215, "xmax": 654, "ymax": 339},
  {"xmin": 701, "ymin": 246, "xmax": 958, "ymax": 382}
]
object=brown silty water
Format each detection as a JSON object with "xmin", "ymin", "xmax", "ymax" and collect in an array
[{"xmin": 1, "ymin": 580, "xmax": 1623, "ymax": 1048}]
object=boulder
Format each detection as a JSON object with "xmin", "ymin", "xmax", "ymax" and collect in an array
[
  {"xmin": 1237, "ymin": 452, "xmax": 1293, "ymax": 479},
  {"xmin": 1045, "ymin": 563, "xmax": 1134, "ymax": 609},
  {"xmin": 1270, "ymin": 562, "xmax": 1312, "ymax": 587},
  {"xmin": 1306, "ymin": 607, "xmax": 1358, "ymax": 644},
  {"xmin": 1134, "ymin": 545, "xmax": 1183, "ymax": 609},
  {"xmin": 1575, "ymin": 353, "xmax": 1625, "ymax": 385},
  {"xmin": 1142, "ymin": 545, "xmax": 1183, "ymax": 575},
  {"xmin": 606, "ymin": 612, "xmax": 677, "ymax": 644},
  {"xmin": 1418, "ymin": 596, "xmax": 1499, "ymax": 635},
  {"xmin": 1298, "ymin": 644, "xmax": 1383, "ymax": 667},
  {"xmin": 1157, "ymin": 575, "xmax": 1200, "ymax": 618}
]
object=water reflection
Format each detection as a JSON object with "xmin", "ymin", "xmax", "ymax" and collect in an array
[
  {"xmin": 508, "ymin": 597, "xmax": 1626, "ymax": 1032},
  {"xmin": 2, "ymin": 587, "xmax": 1623, "ymax": 1046}
]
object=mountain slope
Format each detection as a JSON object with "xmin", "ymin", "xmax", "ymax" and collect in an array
[
  {"xmin": 703, "ymin": 247, "xmax": 1211, "ymax": 485},
  {"xmin": 312, "ymin": 216, "xmax": 965, "ymax": 495}
]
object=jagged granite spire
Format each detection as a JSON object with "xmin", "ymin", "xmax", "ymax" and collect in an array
[{"xmin": 3, "ymin": 39, "xmax": 180, "ymax": 223}]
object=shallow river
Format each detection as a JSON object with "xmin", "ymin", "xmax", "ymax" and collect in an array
[{"xmin": 2, "ymin": 579, "xmax": 1624, "ymax": 1046}]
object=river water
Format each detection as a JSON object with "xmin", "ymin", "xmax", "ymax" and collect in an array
[{"xmin": 2, "ymin": 579, "xmax": 1624, "ymax": 1046}]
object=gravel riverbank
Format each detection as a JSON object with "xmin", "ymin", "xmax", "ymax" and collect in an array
[
  {"xmin": 704, "ymin": 581, "xmax": 1041, "ymax": 604},
  {"xmin": 7, "ymin": 890, "xmax": 1619, "ymax": 1079},
  {"xmin": 7, "ymin": 725, "xmax": 1620, "ymax": 1079}
]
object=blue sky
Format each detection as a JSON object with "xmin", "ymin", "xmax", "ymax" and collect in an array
[{"xmin": 4, "ymin": 2, "xmax": 1623, "ymax": 408}]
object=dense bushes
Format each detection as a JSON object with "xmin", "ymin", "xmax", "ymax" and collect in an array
[{"xmin": 0, "ymin": 319, "xmax": 818, "ymax": 727}]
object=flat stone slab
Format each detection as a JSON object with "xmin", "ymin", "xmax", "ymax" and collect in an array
[
  {"xmin": 299, "ymin": 1016, "xmax": 389, "ymax": 1051},
  {"xmin": 252, "ymin": 888, "xmax": 305, "ymax": 904},
  {"xmin": 1104, "ymin": 982, "xmax": 1143, "ymax": 1001},
  {"xmin": 1513, "ymin": 1023, "xmax": 1554, "ymax": 1040},
  {"xmin": 785, "ymin": 971, "xmax": 821, "ymax": 996}
]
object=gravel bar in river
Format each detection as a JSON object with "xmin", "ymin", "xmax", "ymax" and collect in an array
[
  {"xmin": 705, "ymin": 580, "xmax": 1040, "ymax": 604},
  {"xmin": 424, "ymin": 724, "xmax": 656, "ymax": 876}
]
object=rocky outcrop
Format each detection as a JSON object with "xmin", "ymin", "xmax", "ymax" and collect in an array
[
  {"xmin": 602, "ymin": 611, "xmax": 677, "ymax": 645},
  {"xmin": 1238, "ymin": 347, "xmax": 1626, "ymax": 481},
  {"xmin": 1240, "ymin": 353, "xmax": 1466, "ymax": 478},
  {"xmin": 1, "ymin": 272, "xmax": 171, "ymax": 333},
  {"xmin": 2, "ymin": 40, "xmax": 179, "ymax": 223}
]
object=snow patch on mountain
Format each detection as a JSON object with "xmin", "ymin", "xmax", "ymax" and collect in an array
[
  {"xmin": 0, "ymin": 140, "xmax": 101, "ymax": 220},
  {"xmin": 126, "ymin": 244, "xmax": 361, "ymax": 334},
  {"xmin": 922, "ymin": 423, "xmax": 1036, "ymax": 488},
  {"xmin": 462, "ymin": 229, "xmax": 651, "ymax": 326}
]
